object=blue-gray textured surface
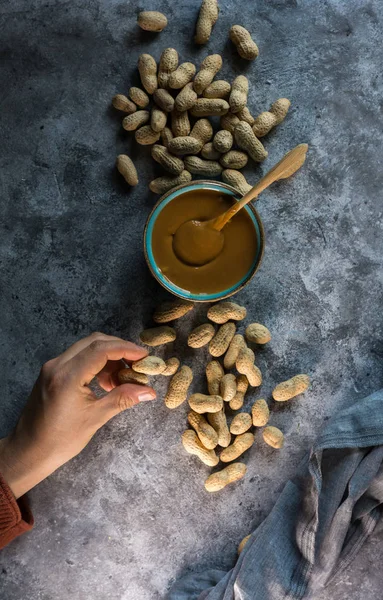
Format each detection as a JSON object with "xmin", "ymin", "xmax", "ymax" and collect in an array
[{"xmin": 0, "ymin": 1, "xmax": 382, "ymax": 599}]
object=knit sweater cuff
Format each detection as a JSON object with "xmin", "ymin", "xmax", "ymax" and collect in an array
[{"xmin": 0, "ymin": 472, "xmax": 34, "ymax": 550}]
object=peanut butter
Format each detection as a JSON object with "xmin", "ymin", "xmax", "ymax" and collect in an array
[{"xmin": 172, "ymin": 219, "xmax": 225, "ymax": 266}]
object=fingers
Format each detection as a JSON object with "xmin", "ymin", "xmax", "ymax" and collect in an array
[
  {"xmin": 65, "ymin": 339, "xmax": 148, "ymax": 386},
  {"xmin": 96, "ymin": 360, "xmax": 125, "ymax": 392},
  {"xmin": 56, "ymin": 332, "xmax": 124, "ymax": 366},
  {"xmin": 99, "ymin": 383, "xmax": 156, "ymax": 423}
]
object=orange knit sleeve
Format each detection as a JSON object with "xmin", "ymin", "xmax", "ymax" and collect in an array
[{"xmin": 0, "ymin": 472, "xmax": 34, "ymax": 550}]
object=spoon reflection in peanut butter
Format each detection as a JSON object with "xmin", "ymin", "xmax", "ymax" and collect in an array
[{"xmin": 172, "ymin": 144, "xmax": 309, "ymax": 267}]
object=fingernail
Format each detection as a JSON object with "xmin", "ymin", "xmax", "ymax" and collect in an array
[{"xmin": 138, "ymin": 391, "xmax": 156, "ymax": 402}]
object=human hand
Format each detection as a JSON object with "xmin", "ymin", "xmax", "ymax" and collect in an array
[{"xmin": 0, "ymin": 333, "xmax": 156, "ymax": 498}]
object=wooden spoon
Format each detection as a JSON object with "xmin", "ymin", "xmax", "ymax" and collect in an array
[
  {"xmin": 212, "ymin": 143, "xmax": 308, "ymax": 231},
  {"xmin": 172, "ymin": 143, "xmax": 308, "ymax": 267}
]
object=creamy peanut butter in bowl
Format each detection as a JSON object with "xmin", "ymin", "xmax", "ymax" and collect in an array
[{"xmin": 144, "ymin": 180, "xmax": 264, "ymax": 302}]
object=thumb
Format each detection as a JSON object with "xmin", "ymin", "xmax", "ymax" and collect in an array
[{"xmin": 100, "ymin": 384, "xmax": 156, "ymax": 423}]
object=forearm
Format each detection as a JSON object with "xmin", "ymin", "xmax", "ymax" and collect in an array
[{"xmin": 0, "ymin": 435, "xmax": 55, "ymax": 500}]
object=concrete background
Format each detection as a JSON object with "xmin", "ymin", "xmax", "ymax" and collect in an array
[{"xmin": 0, "ymin": 0, "xmax": 382, "ymax": 598}]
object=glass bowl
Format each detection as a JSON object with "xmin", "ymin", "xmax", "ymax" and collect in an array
[{"xmin": 144, "ymin": 180, "xmax": 265, "ymax": 302}]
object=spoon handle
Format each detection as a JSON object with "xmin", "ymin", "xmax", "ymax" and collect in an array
[{"xmin": 213, "ymin": 143, "xmax": 309, "ymax": 232}]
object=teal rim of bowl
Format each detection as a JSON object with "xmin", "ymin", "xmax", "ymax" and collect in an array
[{"xmin": 145, "ymin": 181, "xmax": 263, "ymax": 302}]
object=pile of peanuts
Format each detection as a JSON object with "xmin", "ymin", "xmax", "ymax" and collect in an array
[
  {"xmin": 117, "ymin": 299, "xmax": 310, "ymax": 493},
  {"xmin": 113, "ymin": 1, "xmax": 291, "ymax": 196}
]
